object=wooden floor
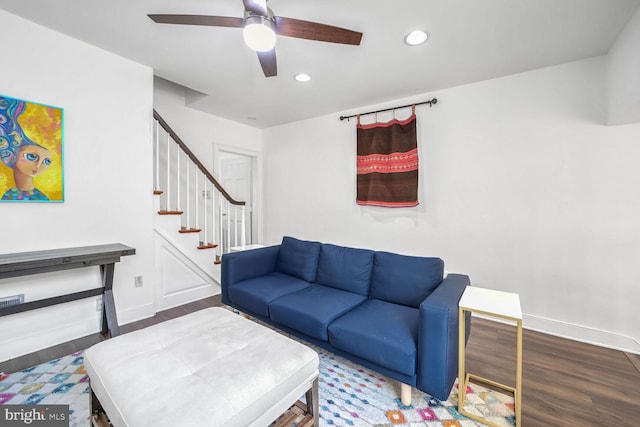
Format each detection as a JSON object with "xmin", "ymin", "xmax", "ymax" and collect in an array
[
  {"xmin": 2, "ymin": 295, "xmax": 639, "ymax": 427},
  {"xmin": 0, "ymin": 295, "xmax": 223, "ymax": 374},
  {"xmin": 466, "ymin": 318, "xmax": 640, "ymax": 426}
]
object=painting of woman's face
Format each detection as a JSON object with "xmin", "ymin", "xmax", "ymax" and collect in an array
[
  {"xmin": 0, "ymin": 95, "xmax": 63, "ymax": 202},
  {"xmin": 15, "ymin": 145, "xmax": 51, "ymax": 177}
]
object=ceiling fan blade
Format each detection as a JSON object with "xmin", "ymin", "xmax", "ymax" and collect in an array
[
  {"xmin": 257, "ymin": 49, "xmax": 277, "ymax": 77},
  {"xmin": 243, "ymin": 0, "xmax": 268, "ymax": 17},
  {"xmin": 148, "ymin": 14, "xmax": 244, "ymax": 28},
  {"xmin": 274, "ymin": 16, "xmax": 362, "ymax": 45}
]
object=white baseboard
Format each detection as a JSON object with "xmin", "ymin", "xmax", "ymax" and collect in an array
[
  {"xmin": 523, "ymin": 314, "xmax": 640, "ymax": 355},
  {"xmin": 158, "ymin": 284, "xmax": 220, "ymax": 313},
  {"xmin": 116, "ymin": 289, "xmax": 222, "ymax": 327},
  {"xmin": 470, "ymin": 312, "xmax": 640, "ymax": 355},
  {"xmin": 118, "ymin": 302, "xmax": 155, "ymax": 326}
]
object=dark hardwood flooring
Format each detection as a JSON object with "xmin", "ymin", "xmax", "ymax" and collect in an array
[
  {"xmin": 465, "ymin": 318, "xmax": 640, "ymax": 426},
  {"xmin": 0, "ymin": 295, "xmax": 222, "ymax": 374},
  {"xmin": 2, "ymin": 294, "xmax": 639, "ymax": 427}
]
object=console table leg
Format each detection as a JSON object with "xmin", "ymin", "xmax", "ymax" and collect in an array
[{"xmin": 100, "ymin": 263, "xmax": 120, "ymax": 337}]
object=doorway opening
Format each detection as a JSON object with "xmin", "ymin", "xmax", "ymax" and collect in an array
[{"xmin": 215, "ymin": 147, "xmax": 260, "ymax": 247}]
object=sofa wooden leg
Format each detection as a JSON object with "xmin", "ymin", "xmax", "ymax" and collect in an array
[{"xmin": 401, "ymin": 383, "xmax": 412, "ymax": 406}]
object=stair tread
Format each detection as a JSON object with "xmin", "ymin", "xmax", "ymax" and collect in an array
[
  {"xmin": 198, "ymin": 244, "xmax": 219, "ymax": 249},
  {"xmin": 178, "ymin": 228, "xmax": 201, "ymax": 233},
  {"xmin": 158, "ymin": 210, "xmax": 183, "ymax": 215}
]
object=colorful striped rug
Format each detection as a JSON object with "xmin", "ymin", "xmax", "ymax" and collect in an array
[{"xmin": 0, "ymin": 348, "xmax": 515, "ymax": 427}]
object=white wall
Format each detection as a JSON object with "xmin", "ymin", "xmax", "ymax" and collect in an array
[
  {"xmin": 153, "ymin": 78, "xmax": 262, "ymax": 171},
  {"xmin": 263, "ymin": 56, "xmax": 640, "ymax": 353},
  {"xmin": 0, "ymin": 11, "xmax": 155, "ymax": 361},
  {"xmin": 607, "ymin": 6, "xmax": 640, "ymax": 125}
]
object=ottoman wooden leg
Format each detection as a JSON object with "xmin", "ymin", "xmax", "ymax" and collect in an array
[
  {"xmin": 90, "ymin": 388, "xmax": 110, "ymax": 427},
  {"xmin": 90, "ymin": 388, "xmax": 102, "ymax": 415},
  {"xmin": 305, "ymin": 378, "xmax": 319, "ymax": 427}
]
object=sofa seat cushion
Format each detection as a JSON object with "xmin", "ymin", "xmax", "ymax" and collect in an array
[
  {"xmin": 269, "ymin": 285, "xmax": 367, "ymax": 340},
  {"xmin": 276, "ymin": 236, "xmax": 321, "ymax": 282},
  {"xmin": 370, "ymin": 252, "xmax": 444, "ymax": 308},
  {"xmin": 317, "ymin": 243, "xmax": 374, "ymax": 295},
  {"xmin": 328, "ymin": 299, "xmax": 419, "ymax": 377},
  {"xmin": 228, "ymin": 272, "xmax": 312, "ymax": 317}
]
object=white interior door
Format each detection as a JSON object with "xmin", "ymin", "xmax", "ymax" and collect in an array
[{"xmin": 220, "ymin": 153, "xmax": 253, "ymax": 246}]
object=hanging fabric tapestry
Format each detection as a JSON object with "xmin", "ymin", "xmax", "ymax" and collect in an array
[{"xmin": 356, "ymin": 107, "xmax": 418, "ymax": 207}]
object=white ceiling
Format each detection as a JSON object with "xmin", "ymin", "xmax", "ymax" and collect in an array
[{"xmin": 1, "ymin": 0, "xmax": 638, "ymax": 128}]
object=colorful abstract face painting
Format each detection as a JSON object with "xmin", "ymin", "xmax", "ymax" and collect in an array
[{"xmin": 0, "ymin": 95, "xmax": 64, "ymax": 202}]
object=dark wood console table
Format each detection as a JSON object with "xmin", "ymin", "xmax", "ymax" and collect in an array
[{"xmin": 0, "ymin": 243, "xmax": 135, "ymax": 337}]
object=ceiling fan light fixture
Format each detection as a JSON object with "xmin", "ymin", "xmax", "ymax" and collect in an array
[
  {"xmin": 404, "ymin": 30, "xmax": 429, "ymax": 46},
  {"xmin": 243, "ymin": 16, "xmax": 276, "ymax": 51}
]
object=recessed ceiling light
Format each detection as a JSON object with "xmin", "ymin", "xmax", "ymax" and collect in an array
[
  {"xmin": 404, "ymin": 30, "xmax": 429, "ymax": 46},
  {"xmin": 294, "ymin": 73, "xmax": 311, "ymax": 82}
]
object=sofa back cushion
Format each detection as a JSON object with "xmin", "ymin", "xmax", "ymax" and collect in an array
[
  {"xmin": 317, "ymin": 244, "xmax": 374, "ymax": 296},
  {"xmin": 276, "ymin": 236, "xmax": 321, "ymax": 282},
  {"xmin": 370, "ymin": 251, "xmax": 444, "ymax": 308}
]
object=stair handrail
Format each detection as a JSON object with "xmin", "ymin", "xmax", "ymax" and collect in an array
[{"xmin": 153, "ymin": 109, "xmax": 245, "ymax": 206}]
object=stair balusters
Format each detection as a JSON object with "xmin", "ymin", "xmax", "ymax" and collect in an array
[{"xmin": 152, "ymin": 110, "xmax": 247, "ymax": 259}]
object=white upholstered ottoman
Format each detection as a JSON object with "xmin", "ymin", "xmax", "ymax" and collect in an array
[{"xmin": 84, "ymin": 307, "xmax": 319, "ymax": 427}]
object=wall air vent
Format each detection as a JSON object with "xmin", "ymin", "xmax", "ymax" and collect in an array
[{"xmin": 0, "ymin": 294, "xmax": 25, "ymax": 309}]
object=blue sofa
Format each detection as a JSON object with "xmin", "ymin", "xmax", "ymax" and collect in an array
[{"xmin": 221, "ymin": 236, "xmax": 471, "ymax": 401}]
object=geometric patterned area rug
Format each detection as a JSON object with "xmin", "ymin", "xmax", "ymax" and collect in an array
[
  {"xmin": 0, "ymin": 349, "xmax": 515, "ymax": 427},
  {"xmin": 315, "ymin": 348, "xmax": 515, "ymax": 427},
  {"xmin": 0, "ymin": 351, "xmax": 90, "ymax": 427}
]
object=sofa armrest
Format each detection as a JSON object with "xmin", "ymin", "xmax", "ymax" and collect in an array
[
  {"xmin": 221, "ymin": 245, "xmax": 280, "ymax": 305},
  {"xmin": 417, "ymin": 273, "xmax": 470, "ymax": 401}
]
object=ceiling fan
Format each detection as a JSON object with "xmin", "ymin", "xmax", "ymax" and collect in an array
[{"xmin": 148, "ymin": 0, "xmax": 363, "ymax": 78}]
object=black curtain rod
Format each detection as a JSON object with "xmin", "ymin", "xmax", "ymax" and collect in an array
[{"xmin": 339, "ymin": 98, "xmax": 438, "ymax": 121}]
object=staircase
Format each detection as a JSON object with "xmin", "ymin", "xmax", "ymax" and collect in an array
[{"xmin": 152, "ymin": 110, "xmax": 249, "ymax": 309}]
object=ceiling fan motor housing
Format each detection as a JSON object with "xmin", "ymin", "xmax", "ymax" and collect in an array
[{"xmin": 243, "ymin": 6, "xmax": 275, "ymax": 22}]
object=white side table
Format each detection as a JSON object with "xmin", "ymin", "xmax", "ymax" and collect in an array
[{"xmin": 458, "ymin": 286, "xmax": 522, "ymax": 427}]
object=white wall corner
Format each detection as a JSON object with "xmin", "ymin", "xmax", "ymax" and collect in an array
[{"xmin": 607, "ymin": 5, "xmax": 640, "ymax": 125}]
